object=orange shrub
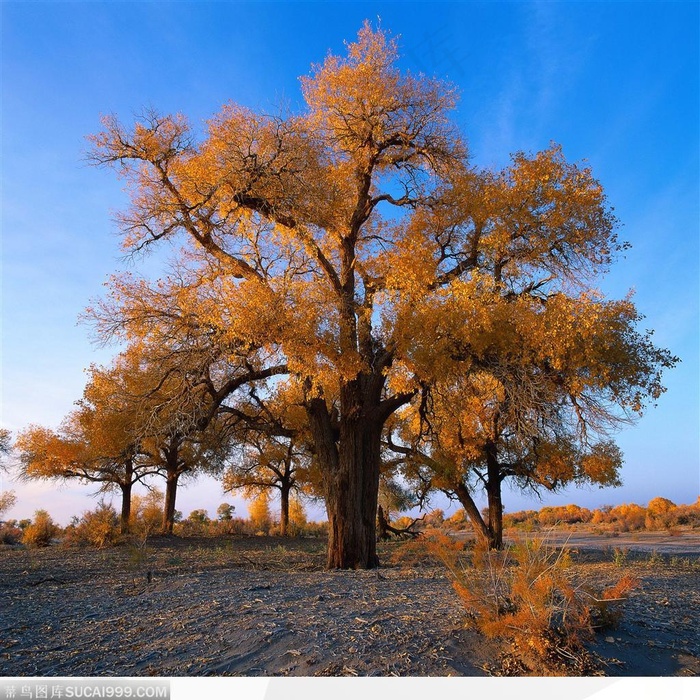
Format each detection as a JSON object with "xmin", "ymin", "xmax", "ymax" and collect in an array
[
  {"xmin": 539, "ymin": 504, "xmax": 593, "ymax": 526},
  {"xmin": 447, "ymin": 535, "xmax": 595, "ymax": 675},
  {"xmin": 62, "ymin": 502, "xmax": 121, "ymax": 548},
  {"xmin": 22, "ymin": 510, "xmax": 60, "ymax": 547},
  {"xmin": 503, "ymin": 510, "xmax": 539, "ymax": 529}
]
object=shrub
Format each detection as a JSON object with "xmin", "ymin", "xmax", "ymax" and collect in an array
[
  {"xmin": 503, "ymin": 510, "xmax": 539, "ymax": 529},
  {"xmin": 668, "ymin": 500, "xmax": 700, "ymax": 528},
  {"xmin": 423, "ymin": 508, "xmax": 445, "ymax": 528},
  {"xmin": 129, "ymin": 490, "xmax": 164, "ymax": 543},
  {"xmin": 606, "ymin": 503, "xmax": 646, "ymax": 532},
  {"xmin": 645, "ymin": 497, "xmax": 676, "ymax": 529},
  {"xmin": 423, "ymin": 532, "xmax": 624, "ymax": 675},
  {"xmin": 22, "ymin": 510, "xmax": 60, "ymax": 547},
  {"xmin": 0, "ymin": 519, "xmax": 22, "ymax": 545},
  {"xmin": 585, "ymin": 575, "xmax": 638, "ymax": 630},
  {"xmin": 62, "ymin": 502, "xmax": 121, "ymax": 548},
  {"xmin": 539, "ymin": 505, "xmax": 593, "ymax": 526},
  {"xmin": 444, "ymin": 509, "xmax": 470, "ymax": 531}
]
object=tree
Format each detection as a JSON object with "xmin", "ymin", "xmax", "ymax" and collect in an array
[
  {"xmin": 14, "ymin": 340, "xmax": 223, "ymax": 535},
  {"xmin": 94, "ymin": 342, "xmax": 230, "ymax": 536},
  {"xmin": 187, "ymin": 509, "xmax": 210, "ymax": 524},
  {"xmin": 390, "ymin": 293, "xmax": 675, "ymax": 548},
  {"xmin": 0, "ymin": 428, "xmax": 11, "ymax": 472},
  {"xmin": 88, "ymin": 24, "xmax": 675, "ymax": 568},
  {"xmin": 0, "ymin": 427, "xmax": 15, "ymax": 518},
  {"xmin": 0, "ymin": 490, "xmax": 17, "ymax": 519},
  {"xmin": 88, "ymin": 24, "xmax": 460, "ymax": 567},
  {"xmin": 141, "ymin": 421, "xmax": 230, "ymax": 535},
  {"xmin": 15, "ymin": 364, "xmax": 152, "ymax": 534},
  {"xmin": 217, "ymin": 503, "xmax": 235, "ymax": 521},
  {"xmin": 223, "ymin": 431, "xmax": 310, "ymax": 537},
  {"xmin": 247, "ymin": 491, "xmax": 272, "ymax": 533}
]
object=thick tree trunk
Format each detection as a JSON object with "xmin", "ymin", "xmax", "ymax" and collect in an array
[
  {"xmin": 485, "ymin": 442, "xmax": 504, "ymax": 549},
  {"xmin": 326, "ymin": 414, "xmax": 381, "ymax": 568},
  {"xmin": 307, "ymin": 373, "xmax": 385, "ymax": 569},
  {"xmin": 119, "ymin": 481, "xmax": 132, "ymax": 535},
  {"xmin": 162, "ymin": 470, "xmax": 179, "ymax": 535},
  {"xmin": 279, "ymin": 484, "xmax": 290, "ymax": 537}
]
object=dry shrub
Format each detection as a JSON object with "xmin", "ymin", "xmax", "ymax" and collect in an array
[
  {"xmin": 129, "ymin": 491, "xmax": 164, "ymax": 542},
  {"xmin": 503, "ymin": 510, "xmax": 539, "ymax": 530},
  {"xmin": 22, "ymin": 510, "xmax": 60, "ymax": 547},
  {"xmin": 538, "ymin": 505, "xmax": 593, "ymax": 526},
  {"xmin": 425, "ymin": 532, "xmax": 599, "ymax": 675},
  {"xmin": 389, "ymin": 527, "xmax": 467, "ymax": 568},
  {"xmin": 0, "ymin": 521, "xmax": 23, "ymax": 545},
  {"xmin": 63, "ymin": 502, "xmax": 121, "ymax": 548},
  {"xmin": 585, "ymin": 574, "xmax": 638, "ymax": 631}
]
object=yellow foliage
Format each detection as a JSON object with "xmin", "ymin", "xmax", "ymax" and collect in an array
[
  {"xmin": 247, "ymin": 492, "xmax": 272, "ymax": 533},
  {"xmin": 432, "ymin": 534, "xmax": 598, "ymax": 675}
]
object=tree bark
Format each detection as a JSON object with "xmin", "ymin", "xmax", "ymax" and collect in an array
[
  {"xmin": 119, "ymin": 480, "xmax": 132, "ymax": 535},
  {"xmin": 307, "ymin": 373, "xmax": 386, "ymax": 569},
  {"xmin": 377, "ymin": 505, "xmax": 390, "ymax": 541},
  {"xmin": 279, "ymin": 483, "xmax": 290, "ymax": 537},
  {"xmin": 454, "ymin": 482, "xmax": 491, "ymax": 546},
  {"xmin": 485, "ymin": 442, "xmax": 504, "ymax": 549},
  {"xmin": 162, "ymin": 470, "xmax": 179, "ymax": 535}
]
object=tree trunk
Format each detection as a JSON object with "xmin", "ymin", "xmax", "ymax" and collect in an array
[
  {"xmin": 162, "ymin": 470, "xmax": 179, "ymax": 535},
  {"xmin": 454, "ymin": 482, "xmax": 491, "ymax": 546},
  {"xmin": 119, "ymin": 481, "xmax": 132, "ymax": 535},
  {"xmin": 485, "ymin": 442, "xmax": 504, "ymax": 549},
  {"xmin": 377, "ymin": 505, "xmax": 390, "ymax": 541},
  {"xmin": 307, "ymin": 373, "xmax": 385, "ymax": 569},
  {"xmin": 279, "ymin": 484, "xmax": 290, "ymax": 537},
  {"xmin": 327, "ymin": 375, "xmax": 383, "ymax": 568}
]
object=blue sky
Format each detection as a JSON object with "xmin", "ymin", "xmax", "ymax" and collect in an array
[{"xmin": 1, "ymin": 1, "xmax": 698, "ymax": 525}]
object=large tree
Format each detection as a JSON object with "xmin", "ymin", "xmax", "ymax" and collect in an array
[{"xmin": 88, "ymin": 24, "xmax": 674, "ymax": 568}]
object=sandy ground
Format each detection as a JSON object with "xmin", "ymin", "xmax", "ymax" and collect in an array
[{"xmin": 1, "ymin": 533, "xmax": 698, "ymax": 677}]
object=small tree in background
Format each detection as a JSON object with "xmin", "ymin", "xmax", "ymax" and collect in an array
[
  {"xmin": 188, "ymin": 509, "xmax": 210, "ymax": 525},
  {"xmin": 247, "ymin": 492, "xmax": 272, "ymax": 534},
  {"xmin": 217, "ymin": 503, "xmax": 235, "ymax": 521},
  {"xmin": 223, "ymin": 432, "xmax": 309, "ymax": 537},
  {"xmin": 288, "ymin": 496, "xmax": 307, "ymax": 536},
  {"xmin": 0, "ymin": 491, "xmax": 20, "ymax": 544},
  {"xmin": 0, "ymin": 428, "xmax": 12, "ymax": 472},
  {"xmin": 0, "ymin": 490, "xmax": 17, "ymax": 519}
]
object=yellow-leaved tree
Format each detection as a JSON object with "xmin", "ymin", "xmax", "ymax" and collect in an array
[
  {"xmin": 87, "ymin": 23, "xmax": 675, "ymax": 567},
  {"xmin": 17, "ymin": 341, "xmax": 230, "ymax": 535},
  {"xmin": 15, "ymin": 349, "xmax": 159, "ymax": 533}
]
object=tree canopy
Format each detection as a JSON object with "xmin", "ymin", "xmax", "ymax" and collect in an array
[{"xmin": 84, "ymin": 23, "xmax": 676, "ymax": 566}]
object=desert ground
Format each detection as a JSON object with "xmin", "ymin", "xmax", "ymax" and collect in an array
[{"xmin": 1, "ymin": 531, "xmax": 698, "ymax": 677}]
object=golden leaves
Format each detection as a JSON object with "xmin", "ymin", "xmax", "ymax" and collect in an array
[{"xmin": 85, "ymin": 23, "xmax": 675, "ymax": 489}]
